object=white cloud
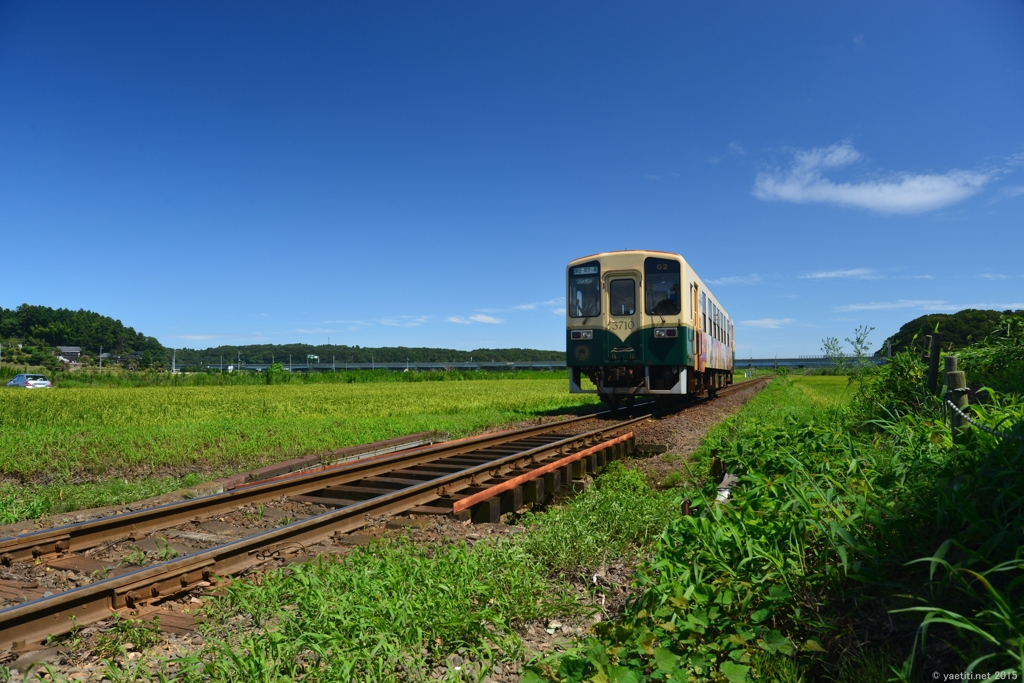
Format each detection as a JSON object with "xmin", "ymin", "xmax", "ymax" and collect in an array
[
  {"xmin": 740, "ymin": 318, "xmax": 795, "ymax": 329},
  {"xmin": 753, "ymin": 142, "xmax": 990, "ymax": 214},
  {"xmin": 512, "ymin": 297, "xmax": 564, "ymax": 311},
  {"xmin": 800, "ymin": 268, "xmax": 878, "ymax": 280},
  {"xmin": 707, "ymin": 274, "xmax": 761, "ymax": 286},
  {"xmin": 1001, "ymin": 186, "xmax": 1024, "ymax": 199},
  {"xmin": 834, "ymin": 300, "xmax": 1024, "ymax": 313},
  {"xmin": 834, "ymin": 300, "xmax": 945, "ymax": 312},
  {"xmin": 379, "ymin": 316, "xmax": 430, "ymax": 327},
  {"xmin": 728, "ymin": 141, "xmax": 745, "ymax": 155},
  {"xmin": 294, "ymin": 328, "xmax": 336, "ymax": 335},
  {"xmin": 324, "ymin": 319, "xmax": 371, "ymax": 327},
  {"xmin": 446, "ymin": 314, "xmax": 503, "ymax": 324}
]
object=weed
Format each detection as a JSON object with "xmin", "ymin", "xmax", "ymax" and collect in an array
[
  {"xmin": 164, "ymin": 537, "xmax": 580, "ymax": 682},
  {"xmin": 120, "ymin": 546, "xmax": 147, "ymax": 567},
  {"xmin": 94, "ymin": 614, "xmax": 161, "ymax": 659},
  {"xmin": 527, "ymin": 345, "xmax": 1024, "ymax": 682},
  {"xmin": 519, "ymin": 462, "xmax": 677, "ymax": 573},
  {"xmin": 662, "ymin": 471, "xmax": 684, "ymax": 488},
  {"xmin": 154, "ymin": 538, "xmax": 178, "ymax": 561}
]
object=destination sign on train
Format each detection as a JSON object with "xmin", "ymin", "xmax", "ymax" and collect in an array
[{"xmin": 573, "ymin": 266, "xmax": 598, "ymax": 275}]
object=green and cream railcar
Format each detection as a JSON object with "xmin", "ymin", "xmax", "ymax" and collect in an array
[{"xmin": 566, "ymin": 250, "xmax": 734, "ymax": 405}]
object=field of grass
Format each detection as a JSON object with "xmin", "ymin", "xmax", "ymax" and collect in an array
[
  {"xmin": 0, "ymin": 379, "xmax": 597, "ymax": 521},
  {"xmin": 788, "ymin": 374, "xmax": 856, "ymax": 406}
]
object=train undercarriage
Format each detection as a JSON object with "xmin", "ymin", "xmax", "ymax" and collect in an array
[{"xmin": 570, "ymin": 364, "xmax": 733, "ymax": 409}]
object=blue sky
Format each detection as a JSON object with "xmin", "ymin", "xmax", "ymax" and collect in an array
[{"xmin": 1, "ymin": 2, "xmax": 1022, "ymax": 356}]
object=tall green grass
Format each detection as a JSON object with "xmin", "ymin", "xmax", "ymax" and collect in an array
[{"xmin": 529, "ymin": 349, "xmax": 1024, "ymax": 682}]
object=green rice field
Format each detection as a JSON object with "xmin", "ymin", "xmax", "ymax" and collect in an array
[
  {"xmin": 0, "ymin": 380, "xmax": 598, "ymax": 486},
  {"xmin": 788, "ymin": 374, "xmax": 856, "ymax": 406}
]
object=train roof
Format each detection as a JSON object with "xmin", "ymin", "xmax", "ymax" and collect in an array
[{"xmin": 567, "ymin": 249, "xmax": 682, "ymax": 264}]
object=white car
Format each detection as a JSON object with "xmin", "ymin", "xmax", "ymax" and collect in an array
[{"xmin": 6, "ymin": 374, "xmax": 52, "ymax": 389}]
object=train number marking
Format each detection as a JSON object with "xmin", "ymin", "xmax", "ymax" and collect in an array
[{"xmin": 608, "ymin": 320, "xmax": 635, "ymax": 331}]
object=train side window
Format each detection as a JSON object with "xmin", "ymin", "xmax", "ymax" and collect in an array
[
  {"xmin": 609, "ymin": 279, "xmax": 636, "ymax": 316},
  {"xmin": 644, "ymin": 258, "xmax": 681, "ymax": 315},
  {"xmin": 568, "ymin": 261, "xmax": 601, "ymax": 318},
  {"xmin": 700, "ymin": 292, "xmax": 707, "ymax": 331}
]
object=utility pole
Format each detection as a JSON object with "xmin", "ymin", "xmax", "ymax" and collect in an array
[
  {"xmin": 172, "ymin": 349, "xmax": 176, "ymax": 374},
  {"xmin": 238, "ymin": 351, "xmax": 241, "ymax": 371},
  {"xmin": 289, "ymin": 354, "xmax": 292, "ymax": 371},
  {"xmin": 333, "ymin": 356, "xmax": 336, "ymax": 372},
  {"xmin": 220, "ymin": 355, "xmax": 223, "ymax": 371},
  {"xmin": 100, "ymin": 346, "xmax": 103, "ymax": 369}
]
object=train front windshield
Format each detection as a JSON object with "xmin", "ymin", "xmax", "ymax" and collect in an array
[
  {"xmin": 645, "ymin": 257, "xmax": 681, "ymax": 315},
  {"xmin": 569, "ymin": 261, "xmax": 601, "ymax": 318}
]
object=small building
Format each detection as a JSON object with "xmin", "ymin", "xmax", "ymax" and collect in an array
[{"xmin": 55, "ymin": 346, "xmax": 82, "ymax": 361}]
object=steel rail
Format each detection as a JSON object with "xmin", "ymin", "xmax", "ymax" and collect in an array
[
  {"xmin": 0, "ymin": 413, "xmax": 610, "ymax": 566},
  {"xmin": 0, "ymin": 414, "xmax": 649, "ymax": 649}
]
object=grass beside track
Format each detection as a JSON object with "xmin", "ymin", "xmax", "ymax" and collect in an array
[
  {"xmin": 0, "ymin": 380, "xmax": 598, "ymax": 523},
  {"xmin": 44, "ymin": 463, "xmax": 677, "ymax": 683},
  {"xmin": 787, "ymin": 374, "xmax": 855, "ymax": 407}
]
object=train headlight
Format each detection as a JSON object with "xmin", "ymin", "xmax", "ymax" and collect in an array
[
  {"xmin": 571, "ymin": 330, "xmax": 593, "ymax": 340},
  {"xmin": 653, "ymin": 328, "xmax": 678, "ymax": 339}
]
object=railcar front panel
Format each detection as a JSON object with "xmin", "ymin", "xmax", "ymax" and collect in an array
[{"xmin": 567, "ymin": 250, "xmax": 734, "ymax": 402}]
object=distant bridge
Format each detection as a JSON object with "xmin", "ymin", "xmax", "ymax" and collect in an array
[
  {"xmin": 738, "ymin": 355, "xmax": 888, "ymax": 369},
  {"xmin": 203, "ymin": 360, "xmax": 567, "ymax": 372},
  {"xmin": 201, "ymin": 355, "xmax": 887, "ymax": 373}
]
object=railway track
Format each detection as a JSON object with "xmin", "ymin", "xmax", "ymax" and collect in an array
[{"xmin": 0, "ymin": 377, "xmax": 768, "ymax": 652}]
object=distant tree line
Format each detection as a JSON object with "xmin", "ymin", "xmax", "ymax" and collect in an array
[
  {"xmin": 0, "ymin": 304, "xmax": 163, "ymax": 357},
  {"xmin": 172, "ymin": 344, "xmax": 565, "ymax": 367},
  {"xmin": 876, "ymin": 308, "xmax": 1024, "ymax": 356}
]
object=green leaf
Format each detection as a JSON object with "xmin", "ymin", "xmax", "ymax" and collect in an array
[
  {"xmin": 759, "ymin": 630, "xmax": 794, "ymax": 655},
  {"xmin": 802, "ymin": 637, "xmax": 826, "ymax": 652},
  {"xmin": 608, "ymin": 665, "xmax": 643, "ymax": 683},
  {"xmin": 750, "ymin": 608, "xmax": 770, "ymax": 623},
  {"xmin": 720, "ymin": 660, "xmax": 751, "ymax": 682},
  {"xmin": 653, "ymin": 647, "xmax": 679, "ymax": 672},
  {"xmin": 557, "ymin": 656, "xmax": 589, "ymax": 683},
  {"xmin": 929, "ymin": 539, "xmax": 952, "ymax": 580},
  {"xmin": 520, "ymin": 671, "xmax": 548, "ymax": 683}
]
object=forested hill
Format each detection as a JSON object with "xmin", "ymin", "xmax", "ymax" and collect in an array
[
  {"xmin": 172, "ymin": 345, "xmax": 565, "ymax": 366},
  {"xmin": 878, "ymin": 308, "xmax": 1024, "ymax": 355},
  {"xmin": 0, "ymin": 304, "xmax": 163, "ymax": 355},
  {"xmin": 0, "ymin": 304, "xmax": 565, "ymax": 366}
]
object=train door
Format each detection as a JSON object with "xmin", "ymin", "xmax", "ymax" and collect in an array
[
  {"xmin": 692, "ymin": 284, "xmax": 705, "ymax": 373},
  {"xmin": 605, "ymin": 273, "xmax": 641, "ymax": 364}
]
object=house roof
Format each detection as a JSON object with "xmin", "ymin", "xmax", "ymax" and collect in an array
[{"xmin": 56, "ymin": 346, "xmax": 82, "ymax": 352}]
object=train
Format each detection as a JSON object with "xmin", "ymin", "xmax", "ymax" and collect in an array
[{"xmin": 566, "ymin": 250, "xmax": 734, "ymax": 408}]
